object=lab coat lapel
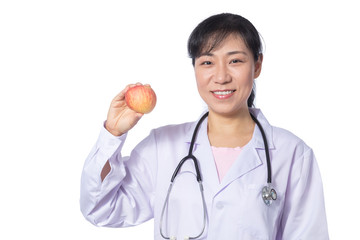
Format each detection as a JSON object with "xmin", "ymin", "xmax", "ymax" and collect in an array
[
  {"xmin": 220, "ymin": 108, "xmax": 275, "ymax": 188},
  {"xmin": 219, "ymin": 137, "xmax": 262, "ymax": 189}
]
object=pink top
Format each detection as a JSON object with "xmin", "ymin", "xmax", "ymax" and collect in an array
[{"xmin": 211, "ymin": 146, "xmax": 243, "ymax": 182}]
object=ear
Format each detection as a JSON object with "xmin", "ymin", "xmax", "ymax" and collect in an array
[{"xmin": 254, "ymin": 54, "xmax": 263, "ymax": 79}]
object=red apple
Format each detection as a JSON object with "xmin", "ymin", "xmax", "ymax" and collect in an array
[{"xmin": 125, "ymin": 85, "xmax": 157, "ymax": 114}]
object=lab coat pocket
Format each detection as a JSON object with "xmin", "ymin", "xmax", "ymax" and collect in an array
[
  {"xmin": 237, "ymin": 183, "xmax": 283, "ymax": 240},
  {"xmin": 240, "ymin": 183, "xmax": 283, "ymax": 210}
]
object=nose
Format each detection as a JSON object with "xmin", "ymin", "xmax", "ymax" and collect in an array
[{"xmin": 214, "ymin": 62, "xmax": 231, "ymax": 84}]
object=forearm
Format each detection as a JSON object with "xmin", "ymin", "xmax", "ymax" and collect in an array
[
  {"xmin": 80, "ymin": 126, "xmax": 127, "ymax": 225},
  {"xmin": 80, "ymin": 126, "xmax": 157, "ymax": 228}
]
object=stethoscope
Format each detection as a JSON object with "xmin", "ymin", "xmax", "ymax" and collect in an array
[{"xmin": 159, "ymin": 111, "xmax": 277, "ymax": 240}]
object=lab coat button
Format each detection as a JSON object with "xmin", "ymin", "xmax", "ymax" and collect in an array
[{"xmin": 216, "ymin": 202, "xmax": 224, "ymax": 209}]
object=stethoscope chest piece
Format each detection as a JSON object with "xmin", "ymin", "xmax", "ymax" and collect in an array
[{"xmin": 262, "ymin": 185, "xmax": 277, "ymax": 206}]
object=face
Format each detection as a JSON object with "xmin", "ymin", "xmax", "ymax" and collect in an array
[{"xmin": 194, "ymin": 34, "xmax": 262, "ymax": 117}]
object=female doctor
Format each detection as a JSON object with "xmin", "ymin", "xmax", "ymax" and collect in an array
[{"xmin": 80, "ymin": 13, "xmax": 329, "ymax": 239}]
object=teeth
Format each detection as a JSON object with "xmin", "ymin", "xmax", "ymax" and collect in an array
[{"xmin": 213, "ymin": 90, "xmax": 234, "ymax": 95}]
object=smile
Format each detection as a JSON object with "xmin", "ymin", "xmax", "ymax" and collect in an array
[{"xmin": 211, "ymin": 90, "xmax": 236, "ymax": 99}]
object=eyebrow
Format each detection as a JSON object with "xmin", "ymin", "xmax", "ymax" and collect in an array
[
  {"xmin": 227, "ymin": 51, "xmax": 248, "ymax": 56},
  {"xmin": 198, "ymin": 50, "xmax": 248, "ymax": 57}
]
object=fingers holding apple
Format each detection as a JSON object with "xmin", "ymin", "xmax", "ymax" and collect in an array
[{"xmin": 105, "ymin": 83, "xmax": 156, "ymax": 136}]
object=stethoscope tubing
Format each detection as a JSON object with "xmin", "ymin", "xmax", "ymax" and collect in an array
[
  {"xmin": 160, "ymin": 111, "xmax": 275, "ymax": 239},
  {"xmin": 160, "ymin": 112, "xmax": 209, "ymax": 240},
  {"xmin": 250, "ymin": 113, "xmax": 272, "ymax": 184},
  {"xmin": 170, "ymin": 112, "xmax": 209, "ymax": 183},
  {"xmin": 159, "ymin": 181, "xmax": 207, "ymax": 240}
]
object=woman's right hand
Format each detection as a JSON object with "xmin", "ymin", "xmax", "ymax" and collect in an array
[{"xmin": 105, "ymin": 83, "xmax": 144, "ymax": 136}]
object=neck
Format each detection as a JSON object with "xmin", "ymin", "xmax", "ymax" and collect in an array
[{"xmin": 207, "ymin": 108, "xmax": 255, "ymax": 148}]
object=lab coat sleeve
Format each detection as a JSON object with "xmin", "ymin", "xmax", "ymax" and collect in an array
[
  {"xmin": 80, "ymin": 125, "xmax": 157, "ymax": 227},
  {"xmin": 280, "ymin": 147, "xmax": 329, "ymax": 239}
]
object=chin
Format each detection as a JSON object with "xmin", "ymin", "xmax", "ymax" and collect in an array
[{"xmin": 209, "ymin": 105, "xmax": 248, "ymax": 117}]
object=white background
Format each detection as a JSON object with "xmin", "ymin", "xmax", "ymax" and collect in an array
[{"xmin": 0, "ymin": 0, "xmax": 359, "ymax": 239}]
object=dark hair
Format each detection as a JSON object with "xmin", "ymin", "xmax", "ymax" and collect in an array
[{"xmin": 187, "ymin": 13, "xmax": 263, "ymax": 107}]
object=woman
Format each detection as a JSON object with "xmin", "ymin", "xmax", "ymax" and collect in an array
[{"xmin": 80, "ymin": 13, "xmax": 329, "ymax": 239}]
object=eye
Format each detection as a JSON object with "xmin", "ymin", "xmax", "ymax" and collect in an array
[
  {"xmin": 201, "ymin": 61, "xmax": 212, "ymax": 65},
  {"xmin": 230, "ymin": 59, "xmax": 243, "ymax": 64}
]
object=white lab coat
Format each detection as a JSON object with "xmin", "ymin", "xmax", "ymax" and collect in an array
[{"xmin": 80, "ymin": 108, "xmax": 329, "ymax": 239}]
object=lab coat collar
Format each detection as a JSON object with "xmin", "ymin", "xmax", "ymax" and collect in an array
[{"xmin": 183, "ymin": 108, "xmax": 275, "ymax": 195}]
